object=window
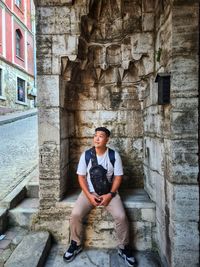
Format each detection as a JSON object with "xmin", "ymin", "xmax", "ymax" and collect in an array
[
  {"xmin": 17, "ymin": 77, "xmax": 25, "ymax": 102},
  {"xmin": 16, "ymin": 29, "xmax": 22, "ymax": 58},
  {"xmin": 15, "ymin": 0, "xmax": 22, "ymax": 9},
  {"xmin": 0, "ymin": 69, "xmax": 2, "ymax": 96}
]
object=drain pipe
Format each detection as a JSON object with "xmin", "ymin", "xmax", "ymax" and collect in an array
[{"xmin": 198, "ymin": 1, "xmax": 200, "ymax": 234}]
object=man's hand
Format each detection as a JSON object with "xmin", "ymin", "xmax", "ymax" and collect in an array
[
  {"xmin": 99, "ymin": 193, "xmax": 112, "ymax": 206},
  {"xmin": 88, "ymin": 194, "xmax": 102, "ymax": 207}
]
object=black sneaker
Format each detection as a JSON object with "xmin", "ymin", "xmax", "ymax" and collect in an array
[
  {"xmin": 118, "ymin": 245, "xmax": 136, "ymax": 267},
  {"xmin": 63, "ymin": 240, "xmax": 83, "ymax": 262}
]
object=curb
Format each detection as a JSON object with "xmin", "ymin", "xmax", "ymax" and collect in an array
[{"xmin": 0, "ymin": 108, "xmax": 38, "ymax": 125}]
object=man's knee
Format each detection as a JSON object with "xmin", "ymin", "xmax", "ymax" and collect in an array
[{"xmin": 70, "ymin": 209, "xmax": 84, "ymax": 222}]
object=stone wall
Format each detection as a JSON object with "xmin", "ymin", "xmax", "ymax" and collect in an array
[
  {"xmin": 144, "ymin": 1, "xmax": 199, "ymax": 266},
  {"xmin": 0, "ymin": 59, "xmax": 35, "ymax": 110},
  {"xmin": 37, "ymin": 0, "xmax": 156, "ymax": 206},
  {"xmin": 35, "ymin": 0, "xmax": 199, "ymax": 266},
  {"xmin": 62, "ymin": 0, "xmax": 155, "ymax": 189}
]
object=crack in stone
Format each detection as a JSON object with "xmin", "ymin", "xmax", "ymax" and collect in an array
[{"xmin": 85, "ymin": 251, "xmax": 101, "ymax": 267}]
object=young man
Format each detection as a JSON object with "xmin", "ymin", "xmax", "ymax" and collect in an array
[{"xmin": 63, "ymin": 127, "xmax": 136, "ymax": 267}]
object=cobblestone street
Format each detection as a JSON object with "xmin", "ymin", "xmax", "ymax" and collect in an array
[{"xmin": 0, "ymin": 114, "xmax": 38, "ymax": 201}]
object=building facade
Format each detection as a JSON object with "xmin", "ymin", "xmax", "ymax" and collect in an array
[{"xmin": 0, "ymin": 0, "xmax": 36, "ymax": 110}]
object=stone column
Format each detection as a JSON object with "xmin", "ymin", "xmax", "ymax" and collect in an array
[
  {"xmin": 144, "ymin": 1, "xmax": 199, "ymax": 267},
  {"xmin": 166, "ymin": 1, "xmax": 199, "ymax": 266},
  {"xmin": 36, "ymin": 0, "xmax": 81, "ymax": 207}
]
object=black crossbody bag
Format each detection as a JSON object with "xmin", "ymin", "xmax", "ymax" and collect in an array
[{"xmin": 89, "ymin": 147, "xmax": 112, "ymax": 196}]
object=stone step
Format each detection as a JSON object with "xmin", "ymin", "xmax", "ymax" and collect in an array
[
  {"xmin": 0, "ymin": 208, "xmax": 8, "ymax": 234},
  {"xmin": 26, "ymin": 168, "xmax": 39, "ymax": 198},
  {"xmin": 26, "ymin": 181, "xmax": 39, "ymax": 198},
  {"xmin": 1, "ymin": 166, "xmax": 39, "ymax": 209},
  {"xmin": 9, "ymin": 198, "xmax": 39, "ymax": 228},
  {"xmin": 0, "ymin": 227, "xmax": 29, "ymax": 265},
  {"xmin": 4, "ymin": 231, "xmax": 51, "ymax": 267},
  {"xmin": 45, "ymin": 245, "xmax": 162, "ymax": 267},
  {"xmin": 42, "ymin": 189, "xmax": 156, "ymax": 251}
]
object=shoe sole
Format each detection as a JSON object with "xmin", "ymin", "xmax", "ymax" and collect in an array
[
  {"xmin": 118, "ymin": 250, "xmax": 136, "ymax": 267},
  {"xmin": 63, "ymin": 247, "xmax": 83, "ymax": 262}
]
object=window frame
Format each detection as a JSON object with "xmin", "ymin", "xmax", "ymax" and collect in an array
[
  {"xmin": 15, "ymin": 29, "xmax": 23, "ymax": 59},
  {"xmin": 15, "ymin": 0, "xmax": 22, "ymax": 9},
  {"xmin": 0, "ymin": 66, "xmax": 6, "ymax": 101},
  {"xmin": 16, "ymin": 75, "xmax": 27, "ymax": 105}
]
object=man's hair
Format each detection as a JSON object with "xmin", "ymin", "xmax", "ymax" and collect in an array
[{"xmin": 95, "ymin": 127, "xmax": 111, "ymax": 137}]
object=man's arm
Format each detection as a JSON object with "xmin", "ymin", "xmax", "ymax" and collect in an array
[
  {"xmin": 99, "ymin": 175, "xmax": 122, "ymax": 206},
  {"xmin": 78, "ymin": 175, "xmax": 101, "ymax": 207}
]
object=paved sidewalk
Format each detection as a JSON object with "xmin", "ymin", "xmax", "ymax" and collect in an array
[
  {"xmin": 0, "ymin": 108, "xmax": 38, "ymax": 125},
  {"xmin": 0, "ymin": 109, "xmax": 38, "ymax": 202}
]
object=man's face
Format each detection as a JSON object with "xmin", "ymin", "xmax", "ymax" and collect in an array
[{"xmin": 93, "ymin": 131, "xmax": 109, "ymax": 148}]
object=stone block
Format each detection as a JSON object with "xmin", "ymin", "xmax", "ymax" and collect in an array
[
  {"xmin": 36, "ymin": 0, "xmax": 74, "ymax": 6},
  {"xmin": 171, "ymin": 97, "xmax": 198, "ymax": 111},
  {"xmin": 60, "ymin": 109, "xmax": 69, "ymax": 139},
  {"xmin": 143, "ymin": 0, "xmax": 155, "ymax": 12},
  {"xmin": 143, "ymin": 13, "xmax": 154, "ymax": 32},
  {"xmin": 167, "ymin": 182, "xmax": 199, "ymax": 222},
  {"xmin": 171, "ymin": 57, "xmax": 198, "ymax": 94},
  {"xmin": 143, "ymin": 106, "xmax": 162, "ymax": 135},
  {"xmin": 0, "ymin": 208, "xmax": 7, "ymax": 234},
  {"xmin": 38, "ymin": 108, "xmax": 60, "ymax": 145},
  {"xmin": 60, "ymin": 138, "xmax": 69, "ymax": 170},
  {"xmin": 172, "ymin": 4, "xmax": 199, "ymax": 28},
  {"xmin": 39, "ymin": 180, "xmax": 62, "ymax": 201},
  {"xmin": 52, "ymin": 55, "xmax": 61, "ymax": 75},
  {"xmin": 52, "ymin": 35, "xmax": 78, "ymax": 57},
  {"xmin": 156, "ymin": 218, "xmax": 168, "ymax": 264},
  {"xmin": 171, "ymin": 110, "xmax": 198, "ymax": 135},
  {"xmin": 155, "ymin": 174, "xmax": 166, "ymax": 212},
  {"xmin": 37, "ymin": 56, "xmax": 52, "ymax": 75},
  {"xmin": 39, "ymin": 142, "xmax": 61, "ymax": 180},
  {"xmin": 169, "ymin": 221, "xmax": 199, "ymax": 252},
  {"xmin": 4, "ymin": 232, "xmax": 51, "ymax": 267},
  {"xmin": 170, "ymin": 248, "xmax": 199, "ymax": 267},
  {"xmin": 130, "ymin": 222, "xmax": 154, "ymax": 250},
  {"xmin": 36, "ymin": 7, "xmax": 71, "ymax": 35},
  {"xmin": 131, "ymin": 33, "xmax": 154, "ymax": 55},
  {"xmin": 143, "ymin": 137, "xmax": 164, "ymax": 175},
  {"xmin": 9, "ymin": 198, "xmax": 39, "ymax": 228},
  {"xmin": 37, "ymin": 75, "xmax": 60, "ymax": 107},
  {"xmin": 36, "ymin": 35, "xmax": 52, "ymax": 57},
  {"xmin": 141, "ymin": 208, "xmax": 156, "ymax": 223}
]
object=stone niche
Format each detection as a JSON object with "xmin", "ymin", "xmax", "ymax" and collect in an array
[{"xmin": 61, "ymin": 0, "xmax": 155, "ymax": 190}]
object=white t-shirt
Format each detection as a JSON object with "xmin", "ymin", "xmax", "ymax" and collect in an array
[{"xmin": 77, "ymin": 148, "xmax": 124, "ymax": 193}]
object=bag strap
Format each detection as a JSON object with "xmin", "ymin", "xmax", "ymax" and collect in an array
[
  {"xmin": 90, "ymin": 146, "xmax": 98, "ymax": 166},
  {"xmin": 85, "ymin": 147, "xmax": 115, "ymax": 167},
  {"xmin": 108, "ymin": 148, "xmax": 115, "ymax": 167}
]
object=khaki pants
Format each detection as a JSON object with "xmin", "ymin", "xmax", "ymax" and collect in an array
[{"xmin": 70, "ymin": 191, "xmax": 130, "ymax": 248}]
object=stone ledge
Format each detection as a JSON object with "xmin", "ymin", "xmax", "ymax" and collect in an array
[
  {"xmin": 50, "ymin": 189, "xmax": 156, "ymax": 250},
  {"xmin": 58, "ymin": 189, "xmax": 155, "ymax": 210}
]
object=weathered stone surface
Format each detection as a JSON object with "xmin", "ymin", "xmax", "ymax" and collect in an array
[
  {"xmin": 38, "ymin": 108, "xmax": 60, "ymax": 145},
  {"xmin": 36, "ymin": 1, "xmax": 199, "ymax": 267},
  {"xmin": 0, "ymin": 60, "xmax": 34, "ymax": 110},
  {"xmin": 143, "ymin": 13, "xmax": 154, "ymax": 32},
  {"xmin": 37, "ymin": 75, "xmax": 60, "ymax": 107},
  {"xmin": 167, "ymin": 183, "xmax": 199, "ymax": 222},
  {"xmin": 4, "ymin": 231, "xmax": 51, "ymax": 267},
  {"xmin": 144, "ymin": 137, "xmax": 164, "ymax": 176},
  {"xmin": 0, "ymin": 208, "xmax": 8, "ymax": 233},
  {"xmin": 36, "ymin": 7, "xmax": 71, "ymax": 35},
  {"xmin": 36, "ymin": 0, "xmax": 74, "ymax": 6}
]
